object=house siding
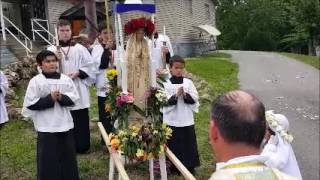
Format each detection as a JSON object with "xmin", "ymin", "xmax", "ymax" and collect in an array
[
  {"xmin": 46, "ymin": 0, "xmax": 73, "ymax": 32},
  {"xmin": 44, "ymin": 0, "xmax": 216, "ymax": 57}
]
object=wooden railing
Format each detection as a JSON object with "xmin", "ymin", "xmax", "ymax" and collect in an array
[{"xmin": 98, "ymin": 122, "xmax": 130, "ymax": 180}]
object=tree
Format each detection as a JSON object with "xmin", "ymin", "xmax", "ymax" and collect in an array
[{"xmin": 216, "ymin": 0, "xmax": 320, "ymax": 55}]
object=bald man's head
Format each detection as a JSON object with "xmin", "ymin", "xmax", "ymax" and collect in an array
[{"xmin": 211, "ymin": 90, "xmax": 266, "ymax": 148}]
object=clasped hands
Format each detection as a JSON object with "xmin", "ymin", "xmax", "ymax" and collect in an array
[{"xmin": 51, "ymin": 91, "xmax": 62, "ymax": 102}]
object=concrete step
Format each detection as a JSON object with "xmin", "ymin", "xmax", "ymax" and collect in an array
[{"xmin": 1, "ymin": 36, "xmax": 50, "ymax": 66}]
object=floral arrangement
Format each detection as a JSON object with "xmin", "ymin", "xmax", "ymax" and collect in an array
[
  {"xmin": 144, "ymin": 87, "xmax": 168, "ymax": 123},
  {"xmin": 124, "ymin": 17, "xmax": 155, "ymax": 36},
  {"xmin": 265, "ymin": 110, "xmax": 294, "ymax": 143},
  {"xmin": 109, "ymin": 123, "xmax": 172, "ymax": 160},
  {"xmin": 105, "ymin": 69, "xmax": 134, "ymax": 129},
  {"xmin": 104, "ymin": 69, "xmax": 172, "ymax": 160}
]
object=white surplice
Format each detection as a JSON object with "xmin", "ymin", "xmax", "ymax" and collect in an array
[
  {"xmin": 0, "ymin": 71, "xmax": 9, "ymax": 124},
  {"xmin": 152, "ymin": 34, "xmax": 174, "ymax": 71},
  {"xmin": 261, "ymin": 134, "xmax": 302, "ymax": 179},
  {"xmin": 48, "ymin": 44, "xmax": 95, "ymax": 110},
  {"xmin": 162, "ymin": 78, "xmax": 199, "ymax": 127},
  {"xmin": 21, "ymin": 73, "xmax": 79, "ymax": 132},
  {"xmin": 91, "ymin": 44, "xmax": 120, "ymax": 97}
]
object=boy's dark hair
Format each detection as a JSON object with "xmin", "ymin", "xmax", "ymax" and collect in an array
[
  {"xmin": 57, "ymin": 19, "xmax": 71, "ymax": 28},
  {"xmin": 36, "ymin": 50, "xmax": 57, "ymax": 65},
  {"xmin": 98, "ymin": 22, "xmax": 113, "ymax": 33},
  {"xmin": 211, "ymin": 91, "xmax": 266, "ymax": 148},
  {"xmin": 169, "ymin": 55, "xmax": 185, "ymax": 67}
]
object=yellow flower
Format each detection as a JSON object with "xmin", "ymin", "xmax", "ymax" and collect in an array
[
  {"xmin": 136, "ymin": 149, "xmax": 144, "ymax": 157},
  {"xmin": 110, "ymin": 136, "xmax": 120, "ymax": 150},
  {"xmin": 131, "ymin": 132, "xmax": 138, "ymax": 137},
  {"xmin": 105, "ymin": 103, "xmax": 112, "ymax": 112},
  {"xmin": 130, "ymin": 125, "xmax": 140, "ymax": 133},
  {"xmin": 106, "ymin": 69, "xmax": 118, "ymax": 80},
  {"xmin": 159, "ymin": 144, "xmax": 165, "ymax": 154},
  {"xmin": 165, "ymin": 127, "xmax": 173, "ymax": 137},
  {"xmin": 148, "ymin": 152, "xmax": 154, "ymax": 159}
]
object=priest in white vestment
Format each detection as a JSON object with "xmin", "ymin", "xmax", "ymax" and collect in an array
[{"xmin": 209, "ymin": 90, "xmax": 298, "ymax": 179}]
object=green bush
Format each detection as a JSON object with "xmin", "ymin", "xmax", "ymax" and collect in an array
[{"xmin": 243, "ymin": 27, "xmax": 277, "ymax": 51}]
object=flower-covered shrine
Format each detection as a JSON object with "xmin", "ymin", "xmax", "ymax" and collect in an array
[{"xmin": 97, "ymin": 1, "xmax": 196, "ymax": 180}]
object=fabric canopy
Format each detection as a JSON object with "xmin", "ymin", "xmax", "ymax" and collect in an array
[
  {"xmin": 193, "ymin": 25, "xmax": 221, "ymax": 36},
  {"xmin": 114, "ymin": 4, "xmax": 155, "ymax": 14}
]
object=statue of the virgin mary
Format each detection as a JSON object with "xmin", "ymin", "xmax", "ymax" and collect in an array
[{"xmin": 122, "ymin": 17, "xmax": 155, "ymax": 119}]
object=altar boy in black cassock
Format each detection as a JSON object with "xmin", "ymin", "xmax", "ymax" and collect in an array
[
  {"xmin": 162, "ymin": 55, "xmax": 200, "ymax": 174},
  {"xmin": 91, "ymin": 22, "xmax": 115, "ymax": 134},
  {"xmin": 22, "ymin": 50, "xmax": 80, "ymax": 180}
]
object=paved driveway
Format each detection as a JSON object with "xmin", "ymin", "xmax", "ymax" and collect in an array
[{"xmin": 223, "ymin": 50, "xmax": 319, "ymax": 180}]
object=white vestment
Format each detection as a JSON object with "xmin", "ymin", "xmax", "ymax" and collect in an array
[
  {"xmin": 152, "ymin": 34, "xmax": 174, "ymax": 71},
  {"xmin": 261, "ymin": 135, "xmax": 302, "ymax": 179},
  {"xmin": 210, "ymin": 155, "xmax": 298, "ymax": 180},
  {"xmin": 48, "ymin": 44, "xmax": 95, "ymax": 110},
  {"xmin": 91, "ymin": 44, "xmax": 120, "ymax": 97},
  {"xmin": 0, "ymin": 71, "xmax": 9, "ymax": 124},
  {"xmin": 22, "ymin": 74, "xmax": 79, "ymax": 132},
  {"xmin": 162, "ymin": 78, "xmax": 199, "ymax": 127}
]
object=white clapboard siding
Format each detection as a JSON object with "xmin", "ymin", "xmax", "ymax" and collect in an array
[
  {"xmin": 47, "ymin": 0, "xmax": 74, "ymax": 32},
  {"xmin": 155, "ymin": 0, "xmax": 216, "ymax": 43}
]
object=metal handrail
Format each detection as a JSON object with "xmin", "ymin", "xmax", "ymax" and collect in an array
[
  {"xmin": 33, "ymin": 30, "xmax": 53, "ymax": 46},
  {"xmin": 31, "ymin": 18, "xmax": 55, "ymax": 45},
  {"xmin": 3, "ymin": 16, "xmax": 32, "ymax": 42},
  {"xmin": 3, "ymin": 15, "xmax": 32, "ymax": 56},
  {"xmin": 5, "ymin": 27, "xmax": 31, "ymax": 53}
]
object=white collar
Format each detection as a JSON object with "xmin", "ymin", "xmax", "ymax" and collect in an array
[{"xmin": 216, "ymin": 155, "xmax": 267, "ymax": 170}]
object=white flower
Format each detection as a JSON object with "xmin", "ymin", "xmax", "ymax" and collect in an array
[{"xmin": 265, "ymin": 110, "xmax": 294, "ymax": 143}]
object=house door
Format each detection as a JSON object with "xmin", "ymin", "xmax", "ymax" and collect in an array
[{"xmin": 21, "ymin": 4, "xmax": 32, "ymax": 38}]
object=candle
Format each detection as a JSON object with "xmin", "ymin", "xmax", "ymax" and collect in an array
[
  {"xmin": 54, "ymin": 25, "xmax": 59, "ymax": 46},
  {"xmin": 163, "ymin": 25, "xmax": 166, "ymax": 36},
  {"xmin": 121, "ymin": 60, "xmax": 128, "ymax": 93}
]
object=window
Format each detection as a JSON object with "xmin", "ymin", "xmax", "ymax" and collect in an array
[{"xmin": 205, "ymin": 3, "xmax": 210, "ymax": 19}]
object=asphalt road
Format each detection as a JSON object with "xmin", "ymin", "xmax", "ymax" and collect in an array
[{"xmin": 223, "ymin": 50, "xmax": 319, "ymax": 180}]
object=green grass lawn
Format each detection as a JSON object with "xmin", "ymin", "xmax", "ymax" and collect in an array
[
  {"xmin": 0, "ymin": 52, "xmax": 239, "ymax": 180},
  {"xmin": 279, "ymin": 52, "xmax": 320, "ymax": 70}
]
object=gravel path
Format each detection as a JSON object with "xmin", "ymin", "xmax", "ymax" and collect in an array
[{"xmin": 223, "ymin": 50, "xmax": 319, "ymax": 180}]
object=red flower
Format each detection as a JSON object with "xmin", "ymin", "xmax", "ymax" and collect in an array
[{"xmin": 124, "ymin": 17, "xmax": 155, "ymax": 36}]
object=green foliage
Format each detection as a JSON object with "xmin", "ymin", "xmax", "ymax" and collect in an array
[
  {"xmin": 216, "ymin": 0, "xmax": 320, "ymax": 53},
  {"xmin": 243, "ymin": 27, "xmax": 277, "ymax": 51}
]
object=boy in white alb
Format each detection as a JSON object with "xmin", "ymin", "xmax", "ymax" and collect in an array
[
  {"xmin": 22, "ymin": 50, "xmax": 80, "ymax": 180},
  {"xmin": 162, "ymin": 55, "xmax": 200, "ymax": 174},
  {"xmin": 47, "ymin": 20, "xmax": 95, "ymax": 153},
  {"xmin": 91, "ymin": 23, "xmax": 115, "ymax": 134}
]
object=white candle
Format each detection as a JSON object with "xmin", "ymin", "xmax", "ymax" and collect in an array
[
  {"xmin": 54, "ymin": 25, "xmax": 59, "ymax": 46},
  {"xmin": 121, "ymin": 59, "xmax": 128, "ymax": 93},
  {"xmin": 163, "ymin": 25, "xmax": 166, "ymax": 36}
]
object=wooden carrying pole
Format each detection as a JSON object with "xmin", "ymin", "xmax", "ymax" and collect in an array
[
  {"xmin": 166, "ymin": 148, "xmax": 196, "ymax": 180},
  {"xmin": 97, "ymin": 122, "xmax": 129, "ymax": 180},
  {"xmin": 104, "ymin": 0, "xmax": 111, "ymax": 35}
]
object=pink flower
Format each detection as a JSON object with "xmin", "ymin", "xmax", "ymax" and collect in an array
[
  {"xmin": 121, "ymin": 94, "xmax": 134, "ymax": 103},
  {"xmin": 116, "ymin": 96, "xmax": 123, "ymax": 107}
]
